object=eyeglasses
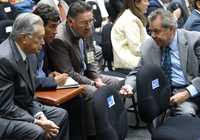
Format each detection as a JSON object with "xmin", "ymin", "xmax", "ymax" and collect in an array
[
  {"xmin": 26, "ymin": 33, "xmax": 44, "ymax": 44},
  {"xmin": 78, "ymin": 18, "xmax": 96, "ymax": 27}
]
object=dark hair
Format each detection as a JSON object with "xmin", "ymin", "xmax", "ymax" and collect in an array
[
  {"xmin": 191, "ymin": 0, "xmax": 200, "ymax": 9},
  {"xmin": 148, "ymin": 9, "xmax": 177, "ymax": 28},
  {"xmin": 67, "ymin": 0, "xmax": 92, "ymax": 19},
  {"xmin": 33, "ymin": 4, "xmax": 60, "ymax": 26},
  {"xmin": 120, "ymin": 0, "xmax": 147, "ymax": 26}
]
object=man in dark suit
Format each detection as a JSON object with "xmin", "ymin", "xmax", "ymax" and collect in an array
[
  {"xmin": 0, "ymin": 13, "xmax": 69, "ymax": 140},
  {"xmin": 120, "ymin": 9, "xmax": 200, "ymax": 116},
  {"xmin": 47, "ymin": 1, "xmax": 119, "ymax": 139},
  {"xmin": 184, "ymin": 0, "xmax": 200, "ymax": 32},
  {"xmin": 32, "ymin": 4, "xmax": 68, "ymax": 90}
]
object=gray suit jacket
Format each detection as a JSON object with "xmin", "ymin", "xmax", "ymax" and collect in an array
[
  {"xmin": 0, "ymin": 38, "xmax": 43, "ymax": 136},
  {"xmin": 126, "ymin": 29, "xmax": 200, "ymax": 94},
  {"xmin": 47, "ymin": 21, "xmax": 100, "ymax": 84}
]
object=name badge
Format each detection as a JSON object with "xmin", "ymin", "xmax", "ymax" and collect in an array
[
  {"xmin": 6, "ymin": 26, "xmax": 12, "ymax": 33},
  {"xmin": 152, "ymin": 79, "xmax": 159, "ymax": 90},
  {"xmin": 4, "ymin": 7, "xmax": 11, "ymax": 13},
  {"xmin": 86, "ymin": 51, "xmax": 95, "ymax": 64},
  {"xmin": 107, "ymin": 95, "xmax": 115, "ymax": 108}
]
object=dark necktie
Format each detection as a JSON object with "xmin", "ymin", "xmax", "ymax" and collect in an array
[
  {"xmin": 79, "ymin": 39, "xmax": 86, "ymax": 75},
  {"xmin": 162, "ymin": 47, "xmax": 171, "ymax": 85}
]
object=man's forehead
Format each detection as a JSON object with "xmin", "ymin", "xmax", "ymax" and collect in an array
[{"xmin": 76, "ymin": 11, "xmax": 93, "ymax": 20}]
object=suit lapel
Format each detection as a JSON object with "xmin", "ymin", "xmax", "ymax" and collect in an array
[
  {"xmin": 10, "ymin": 38, "xmax": 34, "ymax": 92},
  {"xmin": 177, "ymin": 30, "xmax": 188, "ymax": 76}
]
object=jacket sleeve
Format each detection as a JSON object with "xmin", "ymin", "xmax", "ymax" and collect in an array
[
  {"xmin": 0, "ymin": 58, "xmax": 35, "ymax": 122},
  {"xmin": 48, "ymin": 39, "xmax": 94, "ymax": 84}
]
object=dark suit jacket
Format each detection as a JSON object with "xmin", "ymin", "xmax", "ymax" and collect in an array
[
  {"xmin": 184, "ymin": 10, "xmax": 200, "ymax": 32},
  {"xmin": 147, "ymin": 0, "xmax": 163, "ymax": 16},
  {"xmin": 47, "ymin": 21, "xmax": 100, "ymax": 85},
  {"xmin": 0, "ymin": 38, "xmax": 43, "ymax": 125}
]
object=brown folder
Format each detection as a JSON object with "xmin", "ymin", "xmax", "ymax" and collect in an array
[{"xmin": 36, "ymin": 85, "xmax": 85, "ymax": 106}]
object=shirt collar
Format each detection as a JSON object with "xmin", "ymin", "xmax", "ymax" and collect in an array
[
  {"xmin": 169, "ymin": 31, "xmax": 178, "ymax": 51},
  {"xmin": 15, "ymin": 42, "xmax": 26, "ymax": 61}
]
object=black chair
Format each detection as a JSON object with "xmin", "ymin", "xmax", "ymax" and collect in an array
[
  {"xmin": 93, "ymin": 85, "xmax": 128, "ymax": 140},
  {"xmin": 87, "ymin": 1, "xmax": 102, "ymax": 28},
  {"xmin": 136, "ymin": 64, "xmax": 200, "ymax": 140},
  {"xmin": 101, "ymin": 22, "xmax": 113, "ymax": 71},
  {"xmin": 0, "ymin": 20, "xmax": 13, "ymax": 43},
  {"xmin": 0, "ymin": 2, "xmax": 19, "ymax": 20}
]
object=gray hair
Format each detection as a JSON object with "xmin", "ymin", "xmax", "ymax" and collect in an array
[
  {"xmin": 148, "ymin": 9, "xmax": 177, "ymax": 28},
  {"xmin": 11, "ymin": 13, "xmax": 44, "ymax": 39}
]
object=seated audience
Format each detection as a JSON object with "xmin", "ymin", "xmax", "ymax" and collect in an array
[
  {"xmin": 111, "ymin": 0, "xmax": 149, "ymax": 74},
  {"xmin": 32, "ymin": 4, "xmax": 68, "ymax": 90},
  {"xmin": 0, "ymin": 13, "xmax": 69, "ymax": 140},
  {"xmin": 120, "ymin": 9, "xmax": 200, "ymax": 116},
  {"xmin": 47, "ymin": 1, "xmax": 119, "ymax": 139},
  {"xmin": 184, "ymin": 0, "xmax": 200, "ymax": 32}
]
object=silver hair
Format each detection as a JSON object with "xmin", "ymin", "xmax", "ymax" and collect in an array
[
  {"xmin": 148, "ymin": 9, "xmax": 177, "ymax": 28},
  {"xmin": 11, "ymin": 13, "xmax": 44, "ymax": 39}
]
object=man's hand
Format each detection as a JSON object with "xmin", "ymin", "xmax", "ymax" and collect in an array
[
  {"xmin": 49, "ymin": 71, "xmax": 61, "ymax": 77},
  {"xmin": 35, "ymin": 119, "xmax": 60, "ymax": 139},
  {"xmin": 119, "ymin": 84, "xmax": 134, "ymax": 96},
  {"xmin": 94, "ymin": 78, "xmax": 105, "ymax": 88},
  {"xmin": 54, "ymin": 73, "xmax": 68, "ymax": 86},
  {"xmin": 170, "ymin": 89, "xmax": 190, "ymax": 106}
]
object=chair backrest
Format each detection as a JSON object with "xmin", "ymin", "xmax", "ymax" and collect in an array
[
  {"xmin": 136, "ymin": 64, "xmax": 171, "ymax": 124},
  {"xmin": 87, "ymin": 1, "xmax": 102, "ymax": 28},
  {"xmin": 93, "ymin": 86, "xmax": 128, "ymax": 140},
  {"xmin": 0, "ymin": 2, "xmax": 19, "ymax": 20},
  {"xmin": 0, "ymin": 20, "xmax": 13, "ymax": 44},
  {"xmin": 101, "ymin": 23, "xmax": 113, "ymax": 62}
]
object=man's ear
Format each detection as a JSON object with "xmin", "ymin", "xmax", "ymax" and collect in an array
[{"xmin": 67, "ymin": 17, "xmax": 73, "ymax": 27}]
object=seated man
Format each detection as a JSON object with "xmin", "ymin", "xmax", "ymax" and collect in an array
[
  {"xmin": 47, "ymin": 1, "xmax": 119, "ymax": 139},
  {"xmin": 0, "ymin": 13, "xmax": 69, "ymax": 140},
  {"xmin": 120, "ymin": 9, "xmax": 200, "ymax": 116},
  {"xmin": 33, "ymin": 4, "xmax": 68, "ymax": 90}
]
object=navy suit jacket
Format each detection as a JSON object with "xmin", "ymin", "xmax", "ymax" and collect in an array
[
  {"xmin": 184, "ymin": 10, "xmax": 200, "ymax": 32},
  {"xmin": 147, "ymin": 0, "xmax": 163, "ymax": 16}
]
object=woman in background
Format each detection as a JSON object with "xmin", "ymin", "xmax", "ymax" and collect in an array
[{"xmin": 111, "ymin": 0, "xmax": 149, "ymax": 74}]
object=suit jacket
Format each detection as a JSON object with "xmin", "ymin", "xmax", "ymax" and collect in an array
[
  {"xmin": 0, "ymin": 38, "xmax": 42, "ymax": 124},
  {"xmin": 125, "ymin": 29, "xmax": 200, "ymax": 94},
  {"xmin": 147, "ymin": 0, "xmax": 164, "ymax": 16},
  {"xmin": 47, "ymin": 21, "xmax": 100, "ymax": 85},
  {"xmin": 184, "ymin": 10, "xmax": 200, "ymax": 32}
]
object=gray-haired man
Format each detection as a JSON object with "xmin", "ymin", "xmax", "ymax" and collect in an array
[
  {"xmin": 120, "ymin": 9, "xmax": 200, "ymax": 116},
  {"xmin": 0, "ymin": 13, "xmax": 69, "ymax": 140}
]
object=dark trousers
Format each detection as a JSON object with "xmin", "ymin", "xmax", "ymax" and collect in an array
[{"xmin": 3, "ymin": 104, "xmax": 69, "ymax": 140}]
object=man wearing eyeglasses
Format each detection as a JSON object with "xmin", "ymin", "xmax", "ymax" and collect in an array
[
  {"xmin": 47, "ymin": 1, "xmax": 119, "ymax": 139},
  {"xmin": 0, "ymin": 13, "xmax": 69, "ymax": 140}
]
